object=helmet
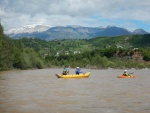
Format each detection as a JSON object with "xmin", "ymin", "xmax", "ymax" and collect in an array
[
  {"xmin": 77, "ymin": 67, "xmax": 79, "ymax": 69},
  {"xmin": 124, "ymin": 70, "xmax": 127, "ymax": 72}
]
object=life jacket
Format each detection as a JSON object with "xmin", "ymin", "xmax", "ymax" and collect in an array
[
  {"xmin": 63, "ymin": 68, "xmax": 68, "ymax": 72},
  {"xmin": 124, "ymin": 72, "xmax": 129, "ymax": 76}
]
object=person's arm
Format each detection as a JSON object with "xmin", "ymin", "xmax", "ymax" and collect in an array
[
  {"xmin": 68, "ymin": 66, "xmax": 70, "ymax": 72},
  {"xmin": 123, "ymin": 72, "xmax": 125, "ymax": 76},
  {"xmin": 79, "ymin": 70, "xmax": 82, "ymax": 74}
]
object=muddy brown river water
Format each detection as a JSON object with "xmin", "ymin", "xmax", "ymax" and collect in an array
[{"xmin": 0, "ymin": 68, "xmax": 150, "ymax": 113}]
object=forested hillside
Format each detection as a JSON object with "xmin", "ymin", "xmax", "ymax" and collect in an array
[
  {"xmin": 0, "ymin": 22, "xmax": 150, "ymax": 70},
  {"xmin": 15, "ymin": 34, "xmax": 150, "ymax": 54}
]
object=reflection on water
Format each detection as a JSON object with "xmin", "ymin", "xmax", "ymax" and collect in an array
[{"xmin": 0, "ymin": 68, "xmax": 150, "ymax": 113}]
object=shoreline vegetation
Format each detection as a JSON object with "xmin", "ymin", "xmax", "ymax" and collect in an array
[{"xmin": 0, "ymin": 23, "xmax": 150, "ymax": 71}]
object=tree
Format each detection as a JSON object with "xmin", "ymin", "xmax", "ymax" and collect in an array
[
  {"xmin": 0, "ymin": 21, "xmax": 4, "ymax": 46},
  {"xmin": 0, "ymin": 22, "xmax": 14, "ymax": 70}
]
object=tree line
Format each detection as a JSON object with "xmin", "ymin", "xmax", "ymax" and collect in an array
[
  {"xmin": 0, "ymin": 23, "xmax": 44, "ymax": 70},
  {"xmin": 0, "ymin": 22, "xmax": 150, "ymax": 70}
]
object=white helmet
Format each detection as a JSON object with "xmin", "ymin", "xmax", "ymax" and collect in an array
[
  {"xmin": 124, "ymin": 70, "xmax": 127, "ymax": 72},
  {"xmin": 77, "ymin": 67, "xmax": 79, "ymax": 69}
]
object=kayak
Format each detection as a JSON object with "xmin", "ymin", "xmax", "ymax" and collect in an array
[
  {"xmin": 117, "ymin": 74, "xmax": 135, "ymax": 78},
  {"xmin": 55, "ymin": 72, "xmax": 90, "ymax": 78}
]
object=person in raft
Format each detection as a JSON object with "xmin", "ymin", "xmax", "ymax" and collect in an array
[
  {"xmin": 123, "ymin": 70, "xmax": 130, "ymax": 76},
  {"xmin": 75, "ymin": 67, "xmax": 83, "ymax": 74},
  {"xmin": 62, "ymin": 66, "xmax": 69, "ymax": 75}
]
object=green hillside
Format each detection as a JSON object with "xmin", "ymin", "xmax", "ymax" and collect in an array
[
  {"xmin": 88, "ymin": 34, "xmax": 150, "ymax": 48},
  {"xmin": 19, "ymin": 34, "xmax": 150, "ymax": 53},
  {"xmin": 129, "ymin": 34, "xmax": 150, "ymax": 47},
  {"xmin": 1, "ymin": 21, "xmax": 150, "ymax": 70}
]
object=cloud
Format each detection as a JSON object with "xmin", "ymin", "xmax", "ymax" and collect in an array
[{"xmin": 0, "ymin": 0, "xmax": 150, "ymax": 31}]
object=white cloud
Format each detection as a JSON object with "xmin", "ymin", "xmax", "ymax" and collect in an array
[{"xmin": 0, "ymin": 0, "xmax": 150, "ymax": 31}]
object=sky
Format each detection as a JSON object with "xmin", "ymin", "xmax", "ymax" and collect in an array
[{"xmin": 0, "ymin": 0, "xmax": 150, "ymax": 32}]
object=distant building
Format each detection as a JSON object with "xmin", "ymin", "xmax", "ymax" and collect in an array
[
  {"xmin": 65, "ymin": 52, "xmax": 69, "ymax": 55},
  {"xmin": 74, "ymin": 51, "xmax": 80, "ymax": 54},
  {"xmin": 56, "ymin": 52, "xmax": 59, "ymax": 56},
  {"xmin": 116, "ymin": 44, "xmax": 123, "ymax": 48},
  {"xmin": 133, "ymin": 48, "xmax": 138, "ymax": 50}
]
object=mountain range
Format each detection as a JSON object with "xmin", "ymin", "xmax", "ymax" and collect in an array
[{"xmin": 6, "ymin": 25, "xmax": 149, "ymax": 41}]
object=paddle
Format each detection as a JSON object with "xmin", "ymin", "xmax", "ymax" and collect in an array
[
  {"xmin": 68, "ymin": 66, "xmax": 70, "ymax": 74},
  {"xmin": 129, "ymin": 72, "xmax": 134, "ymax": 74},
  {"xmin": 128, "ymin": 72, "xmax": 134, "ymax": 77}
]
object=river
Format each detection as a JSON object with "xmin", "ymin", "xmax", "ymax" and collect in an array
[{"xmin": 0, "ymin": 68, "xmax": 150, "ymax": 113}]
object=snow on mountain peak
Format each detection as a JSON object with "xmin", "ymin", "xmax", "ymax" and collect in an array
[
  {"xmin": 66, "ymin": 25, "xmax": 82, "ymax": 28},
  {"xmin": 6, "ymin": 24, "xmax": 51, "ymax": 34}
]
